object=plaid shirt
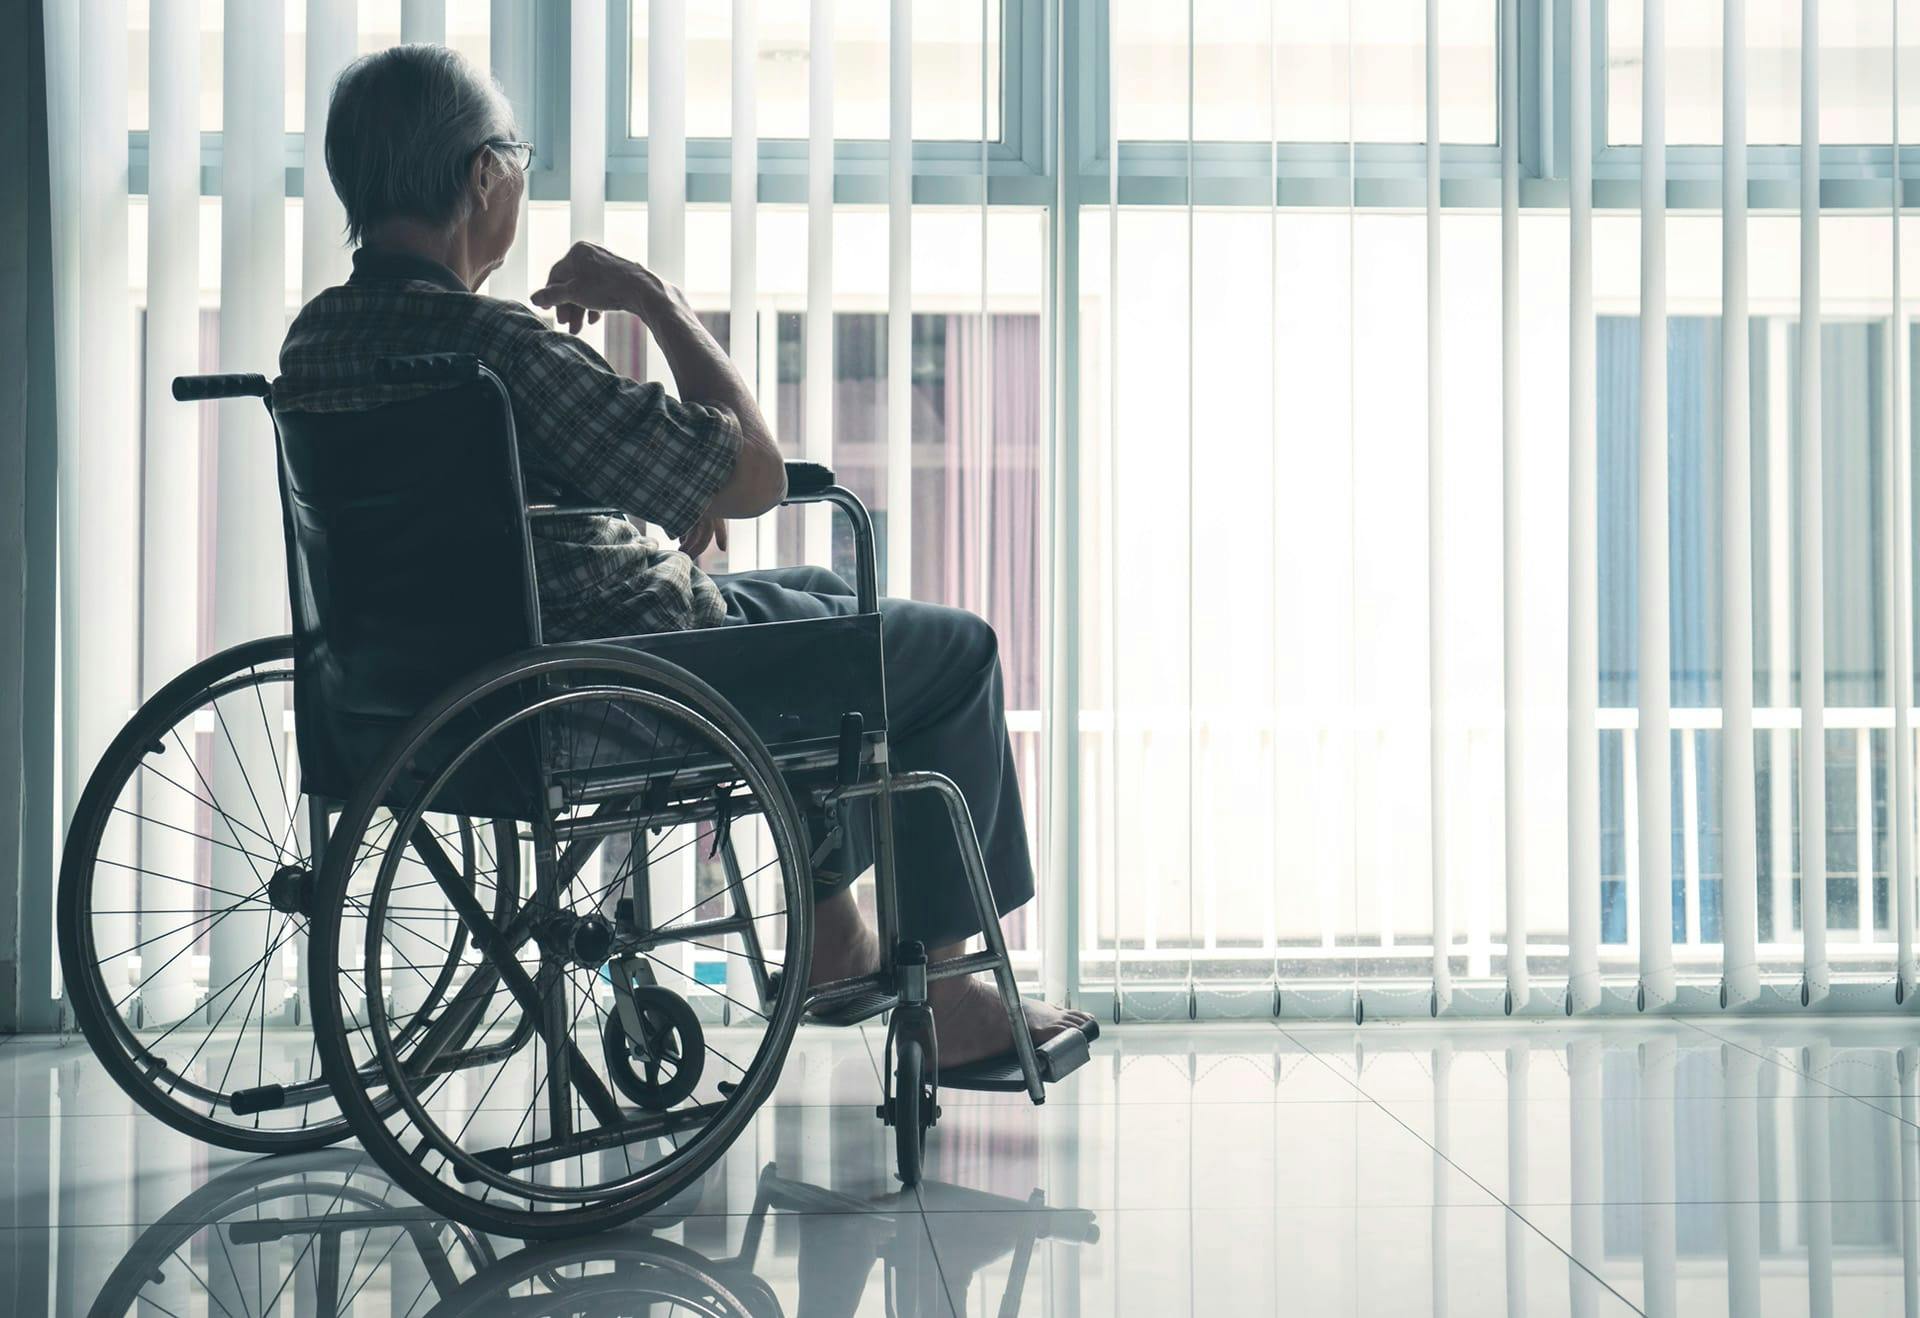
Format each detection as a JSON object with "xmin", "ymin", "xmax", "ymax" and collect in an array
[{"xmin": 276, "ymin": 248, "xmax": 741, "ymax": 638}]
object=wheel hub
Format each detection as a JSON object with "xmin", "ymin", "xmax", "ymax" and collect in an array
[
  {"xmin": 267, "ymin": 864, "xmax": 315, "ymax": 917},
  {"xmin": 536, "ymin": 910, "xmax": 615, "ymax": 970}
]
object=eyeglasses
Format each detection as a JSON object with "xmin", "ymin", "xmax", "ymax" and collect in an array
[{"xmin": 485, "ymin": 139, "xmax": 535, "ymax": 172}]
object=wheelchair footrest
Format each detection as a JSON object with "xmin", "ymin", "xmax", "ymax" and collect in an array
[
  {"xmin": 805, "ymin": 982, "xmax": 898, "ymax": 1028},
  {"xmin": 939, "ymin": 1018, "xmax": 1100, "ymax": 1094}
]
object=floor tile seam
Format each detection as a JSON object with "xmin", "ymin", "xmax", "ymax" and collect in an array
[
  {"xmin": 1676, "ymin": 1018, "xmax": 1920, "ymax": 1133},
  {"xmin": 1278, "ymin": 1024, "xmax": 1648, "ymax": 1317},
  {"xmin": 914, "ymin": 1209, "xmax": 966, "ymax": 1317}
]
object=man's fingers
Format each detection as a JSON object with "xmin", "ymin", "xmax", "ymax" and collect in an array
[{"xmin": 714, "ymin": 520, "xmax": 729, "ymax": 552}]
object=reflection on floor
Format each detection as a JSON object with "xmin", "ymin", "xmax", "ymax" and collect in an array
[{"xmin": 0, "ymin": 1016, "xmax": 1916, "ymax": 1314}]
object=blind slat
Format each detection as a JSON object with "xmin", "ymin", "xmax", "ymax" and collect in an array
[
  {"xmin": 488, "ymin": 0, "xmax": 534, "ymax": 303},
  {"xmin": 1799, "ymin": 0, "xmax": 1829, "ymax": 1003},
  {"xmin": 1500, "ymin": 0, "xmax": 1527, "ymax": 1012},
  {"xmin": 139, "ymin": 0, "xmax": 201, "ymax": 1021},
  {"xmin": 1567, "ymin": 0, "xmax": 1601, "ymax": 1013},
  {"xmin": 1427, "ymin": 0, "xmax": 1451, "ymax": 1012},
  {"xmin": 1892, "ymin": 1, "xmax": 1915, "ymax": 998},
  {"xmin": 212, "ymin": 0, "xmax": 287, "ymax": 1001},
  {"xmin": 400, "ymin": 0, "xmax": 445, "ymax": 45},
  {"xmin": 804, "ymin": 0, "xmax": 834, "ymax": 566},
  {"xmin": 570, "ymin": 0, "xmax": 606, "ymax": 246},
  {"xmin": 303, "ymin": 0, "xmax": 356, "ymax": 299},
  {"xmin": 648, "ymin": 0, "xmax": 686, "ymax": 392},
  {"xmin": 1720, "ymin": 0, "xmax": 1760, "ymax": 1006},
  {"xmin": 730, "ymin": 0, "xmax": 761, "ymax": 567},
  {"xmin": 1637, "ymin": 0, "xmax": 1676, "ymax": 1008},
  {"xmin": 887, "ymin": 0, "xmax": 911, "ymax": 597}
]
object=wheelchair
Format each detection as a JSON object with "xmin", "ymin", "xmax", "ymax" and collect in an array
[{"xmin": 56, "ymin": 352, "xmax": 1095, "ymax": 1237}]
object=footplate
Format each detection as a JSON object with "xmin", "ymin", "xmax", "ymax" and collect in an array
[{"xmin": 939, "ymin": 1019, "xmax": 1100, "ymax": 1094}]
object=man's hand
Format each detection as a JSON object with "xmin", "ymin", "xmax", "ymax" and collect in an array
[
  {"xmin": 679, "ymin": 512, "xmax": 729, "ymax": 560},
  {"xmin": 531, "ymin": 241, "xmax": 674, "ymax": 334}
]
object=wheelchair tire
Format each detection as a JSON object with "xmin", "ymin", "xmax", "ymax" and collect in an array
[
  {"xmin": 56, "ymin": 635, "xmax": 516, "ymax": 1154},
  {"xmin": 894, "ymin": 1037, "xmax": 930, "ymax": 1187},
  {"xmin": 307, "ymin": 642, "xmax": 815, "ymax": 1239}
]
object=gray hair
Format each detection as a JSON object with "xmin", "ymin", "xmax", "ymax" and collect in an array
[{"xmin": 323, "ymin": 44, "xmax": 518, "ymax": 244}]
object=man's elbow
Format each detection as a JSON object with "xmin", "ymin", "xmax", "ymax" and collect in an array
[{"xmin": 711, "ymin": 441, "xmax": 786, "ymax": 518}]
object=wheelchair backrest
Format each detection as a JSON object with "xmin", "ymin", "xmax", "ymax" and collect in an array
[{"xmin": 272, "ymin": 361, "xmax": 543, "ymax": 810}]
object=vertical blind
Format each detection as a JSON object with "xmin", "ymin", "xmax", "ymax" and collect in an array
[{"xmin": 36, "ymin": 0, "xmax": 1920, "ymax": 1022}]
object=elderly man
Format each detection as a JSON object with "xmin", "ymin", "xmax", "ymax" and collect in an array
[{"xmin": 277, "ymin": 43, "xmax": 1091, "ymax": 1068}]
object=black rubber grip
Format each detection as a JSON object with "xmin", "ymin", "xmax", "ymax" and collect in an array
[
  {"xmin": 172, "ymin": 373, "xmax": 271, "ymax": 401},
  {"xmin": 227, "ymin": 1083, "xmax": 286, "ymax": 1115},
  {"xmin": 783, "ymin": 461, "xmax": 836, "ymax": 496},
  {"xmin": 373, "ymin": 352, "xmax": 481, "ymax": 383}
]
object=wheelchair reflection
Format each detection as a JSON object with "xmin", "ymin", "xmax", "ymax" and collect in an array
[{"xmin": 82, "ymin": 1152, "xmax": 1097, "ymax": 1318}]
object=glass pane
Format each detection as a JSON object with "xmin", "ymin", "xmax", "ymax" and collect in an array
[
  {"xmin": 129, "ymin": 0, "xmax": 493, "ymax": 134},
  {"xmin": 1114, "ymin": 0, "xmax": 1496, "ymax": 144},
  {"xmin": 627, "ymin": 0, "xmax": 1001, "ymax": 141},
  {"xmin": 1609, "ymin": 0, "xmax": 1895, "ymax": 146}
]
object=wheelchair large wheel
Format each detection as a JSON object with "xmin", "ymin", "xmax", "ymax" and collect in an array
[
  {"xmin": 308, "ymin": 644, "xmax": 814, "ymax": 1238},
  {"xmin": 56, "ymin": 636, "xmax": 513, "ymax": 1153}
]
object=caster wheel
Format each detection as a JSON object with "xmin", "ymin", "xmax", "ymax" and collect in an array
[
  {"xmin": 1719, "ymin": 980, "xmax": 1730, "ymax": 1009},
  {"xmin": 602, "ymin": 987, "xmax": 705, "ymax": 1111},
  {"xmin": 893, "ymin": 1037, "xmax": 932, "ymax": 1186},
  {"xmin": 1800, "ymin": 979, "xmax": 1811, "ymax": 1007},
  {"xmin": 1503, "ymin": 990, "xmax": 1514, "ymax": 1017},
  {"xmin": 1636, "ymin": 982, "xmax": 1647, "ymax": 1012},
  {"xmin": 1429, "ymin": 990, "xmax": 1439, "ymax": 1019}
]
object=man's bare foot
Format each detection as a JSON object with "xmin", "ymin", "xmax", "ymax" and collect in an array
[
  {"xmin": 928, "ymin": 944, "xmax": 1096, "ymax": 1069},
  {"xmin": 807, "ymin": 887, "xmax": 880, "ymax": 986},
  {"xmin": 802, "ymin": 894, "xmax": 1092, "ymax": 1067}
]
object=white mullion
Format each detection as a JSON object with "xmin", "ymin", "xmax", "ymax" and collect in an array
[
  {"xmin": 1500, "ymin": 0, "xmax": 1527, "ymax": 1013},
  {"xmin": 1566, "ymin": 0, "xmax": 1601, "ymax": 1012},
  {"xmin": 1426, "ymin": 0, "xmax": 1450, "ymax": 1014},
  {"xmin": 1720, "ymin": 0, "xmax": 1760, "ymax": 1005},
  {"xmin": 731, "ymin": 0, "xmax": 760, "ymax": 568},
  {"xmin": 303, "ymin": 0, "xmax": 356, "ymax": 299},
  {"xmin": 1798, "ymin": 0, "xmax": 1829, "ymax": 1003},
  {"xmin": 887, "ymin": 0, "xmax": 912, "ymax": 597},
  {"xmin": 400, "ymin": 0, "xmax": 446, "ymax": 45},
  {"xmin": 648, "ymin": 0, "xmax": 686, "ymax": 387},
  {"xmin": 1636, "ymin": 0, "xmax": 1676, "ymax": 1009},
  {"xmin": 804, "ymin": 0, "xmax": 834, "ymax": 567},
  {"xmin": 139, "ymin": 0, "xmax": 202, "ymax": 1023},
  {"xmin": 570, "ymin": 0, "xmax": 606, "ymax": 246},
  {"xmin": 1892, "ymin": 0, "xmax": 1916, "ymax": 997},
  {"xmin": 211, "ymin": 0, "xmax": 287, "ymax": 1006}
]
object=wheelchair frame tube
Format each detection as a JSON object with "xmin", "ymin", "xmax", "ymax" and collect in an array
[{"xmin": 837, "ymin": 770, "xmax": 1046, "ymax": 1104}]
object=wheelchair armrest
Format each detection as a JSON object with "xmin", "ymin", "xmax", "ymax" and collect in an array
[
  {"xmin": 782, "ymin": 461, "xmax": 836, "ymax": 498},
  {"xmin": 773, "ymin": 463, "xmax": 879, "ymax": 613}
]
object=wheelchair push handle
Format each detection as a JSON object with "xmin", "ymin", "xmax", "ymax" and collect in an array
[{"xmin": 172, "ymin": 373, "xmax": 271, "ymax": 402}]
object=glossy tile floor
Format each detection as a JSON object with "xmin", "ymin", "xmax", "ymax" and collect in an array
[{"xmin": 2, "ymin": 1015, "xmax": 1918, "ymax": 1314}]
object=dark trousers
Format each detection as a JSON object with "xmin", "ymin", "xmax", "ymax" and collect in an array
[{"xmin": 711, "ymin": 566, "xmax": 1035, "ymax": 949}]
